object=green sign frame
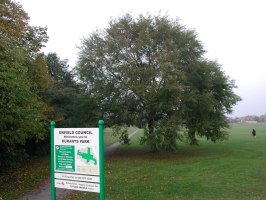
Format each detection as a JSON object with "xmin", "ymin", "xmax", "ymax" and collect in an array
[{"xmin": 50, "ymin": 120, "xmax": 105, "ymax": 200}]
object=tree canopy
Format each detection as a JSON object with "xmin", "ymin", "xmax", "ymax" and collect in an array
[
  {"xmin": 0, "ymin": 0, "xmax": 98, "ymax": 169},
  {"xmin": 75, "ymin": 13, "xmax": 241, "ymax": 151},
  {"xmin": 0, "ymin": 0, "xmax": 50, "ymax": 167},
  {"xmin": 44, "ymin": 53, "xmax": 100, "ymax": 128}
]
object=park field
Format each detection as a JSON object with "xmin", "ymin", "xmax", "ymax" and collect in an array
[
  {"xmin": 66, "ymin": 123, "xmax": 266, "ymax": 200},
  {"xmin": 0, "ymin": 123, "xmax": 266, "ymax": 199}
]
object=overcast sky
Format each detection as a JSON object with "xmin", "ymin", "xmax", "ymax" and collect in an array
[{"xmin": 18, "ymin": 0, "xmax": 266, "ymax": 117}]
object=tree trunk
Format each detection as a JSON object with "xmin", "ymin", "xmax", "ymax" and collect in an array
[
  {"xmin": 148, "ymin": 118, "xmax": 158, "ymax": 152},
  {"xmin": 188, "ymin": 128, "xmax": 198, "ymax": 145}
]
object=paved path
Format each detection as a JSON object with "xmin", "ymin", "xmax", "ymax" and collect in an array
[
  {"xmin": 104, "ymin": 129, "xmax": 139, "ymax": 157},
  {"xmin": 18, "ymin": 129, "xmax": 139, "ymax": 200}
]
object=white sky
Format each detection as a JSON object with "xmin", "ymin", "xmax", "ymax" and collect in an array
[{"xmin": 18, "ymin": 0, "xmax": 266, "ymax": 117}]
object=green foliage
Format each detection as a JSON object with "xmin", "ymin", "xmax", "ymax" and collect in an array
[
  {"xmin": 43, "ymin": 53, "xmax": 100, "ymax": 128},
  {"xmin": 140, "ymin": 119, "xmax": 180, "ymax": 151},
  {"xmin": 46, "ymin": 53, "xmax": 73, "ymax": 86},
  {"xmin": 112, "ymin": 125, "xmax": 130, "ymax": 144},
  {"xmin": 0, "ymin": 45, "xmax": 48, "ymax": 168},
  {"xmin": 0, "ymin": 0, "xmax": 50, "ymax": 169},
  {"xmin": 181, "ymin": 60, "xmax": 241, "ymax": 144},
  {"xmin": 75, "ymin": 13, "xmax": 240, "ymax": 151},
  {"xmin": 27, "ymin": 53, "xmax": 51, "ymax": 92}
]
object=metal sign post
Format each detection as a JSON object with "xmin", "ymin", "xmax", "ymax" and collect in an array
[
  {"xmin": 98, "ymin": 120, "xmax": 105, "ymax": 200},
  {"xmin": 50, "ymin": 121, "xmax": 56, "ymax": 200}
]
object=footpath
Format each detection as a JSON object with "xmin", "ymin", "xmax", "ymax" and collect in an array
[{"xmin": 18, "ymin": 130, "xmax": 139, "ymax": 200}]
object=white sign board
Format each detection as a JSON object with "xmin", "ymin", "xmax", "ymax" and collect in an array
[
  {"xmin": 55, "ymin": 179, "xmax": 100, "ymax": 193},
  {"xmin": 54, "ymin": 128, "xmax": 100, "ymax": 192}
]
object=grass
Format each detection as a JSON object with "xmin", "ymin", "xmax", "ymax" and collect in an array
[
  {"xmin": 0, "ymin": 127, "xmax": 124, "ymax": 200},
  {"xmin": 1, "ymin": 124, "xmax": 266, "ymax": 200},
  {"xmin": 0, "ymin": 155, "xmax": 51, "ymax": 200},
  {"xmin": 104, "ymin": 126, "xmax": 139, "ymax": 146},
  {"xmin": 65, "ymin": 123, "xmax": 266, "ymax": 200},
  {"xmin": 104, "ymin": 128, "xmax": 119, "ymax": 146}
]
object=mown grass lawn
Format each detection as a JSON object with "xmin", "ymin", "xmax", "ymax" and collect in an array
[{"xmin": 65, "ymin": 123, "xmax": 266, "ymax": 200}]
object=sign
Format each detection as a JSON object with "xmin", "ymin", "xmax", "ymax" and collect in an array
[
  {"xmin": 55, "ymin": 179, "xmax": 100, "ymax": 193},
  {"xmin": 55, "ymin": 145, "xmax": 75, "ymax": 172},
  {"xmin": 54, "ymin": 172, "xmax": 99, "ymax": 182},
  {"xmin": 50, "ymin": 120, "xmax": 105, "ymax": 200},
  {"xmin": 53, "ymin": 128, "xmax": 100, "ymax": 192}
]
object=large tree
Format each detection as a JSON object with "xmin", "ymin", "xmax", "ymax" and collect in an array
[
  {"xmin": 0, "ymin": 0, "xmax": 50, "ymax": 167},
  {"xmin": 75, "ymin": 13, "xmax": 240, "ymax": 151}
]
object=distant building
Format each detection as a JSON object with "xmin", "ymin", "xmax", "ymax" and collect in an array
[{"xmin": 245, "ymin": 120, "xmax": 258, "ymax": 123}]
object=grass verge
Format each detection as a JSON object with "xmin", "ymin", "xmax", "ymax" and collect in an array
[
  {"xmin": 0, "ymin": 155, "xmax": 50, "ymax": 200},
  {"xmin": 65, "ymin": 123, "xmax": 266, "ymax": 200}
]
